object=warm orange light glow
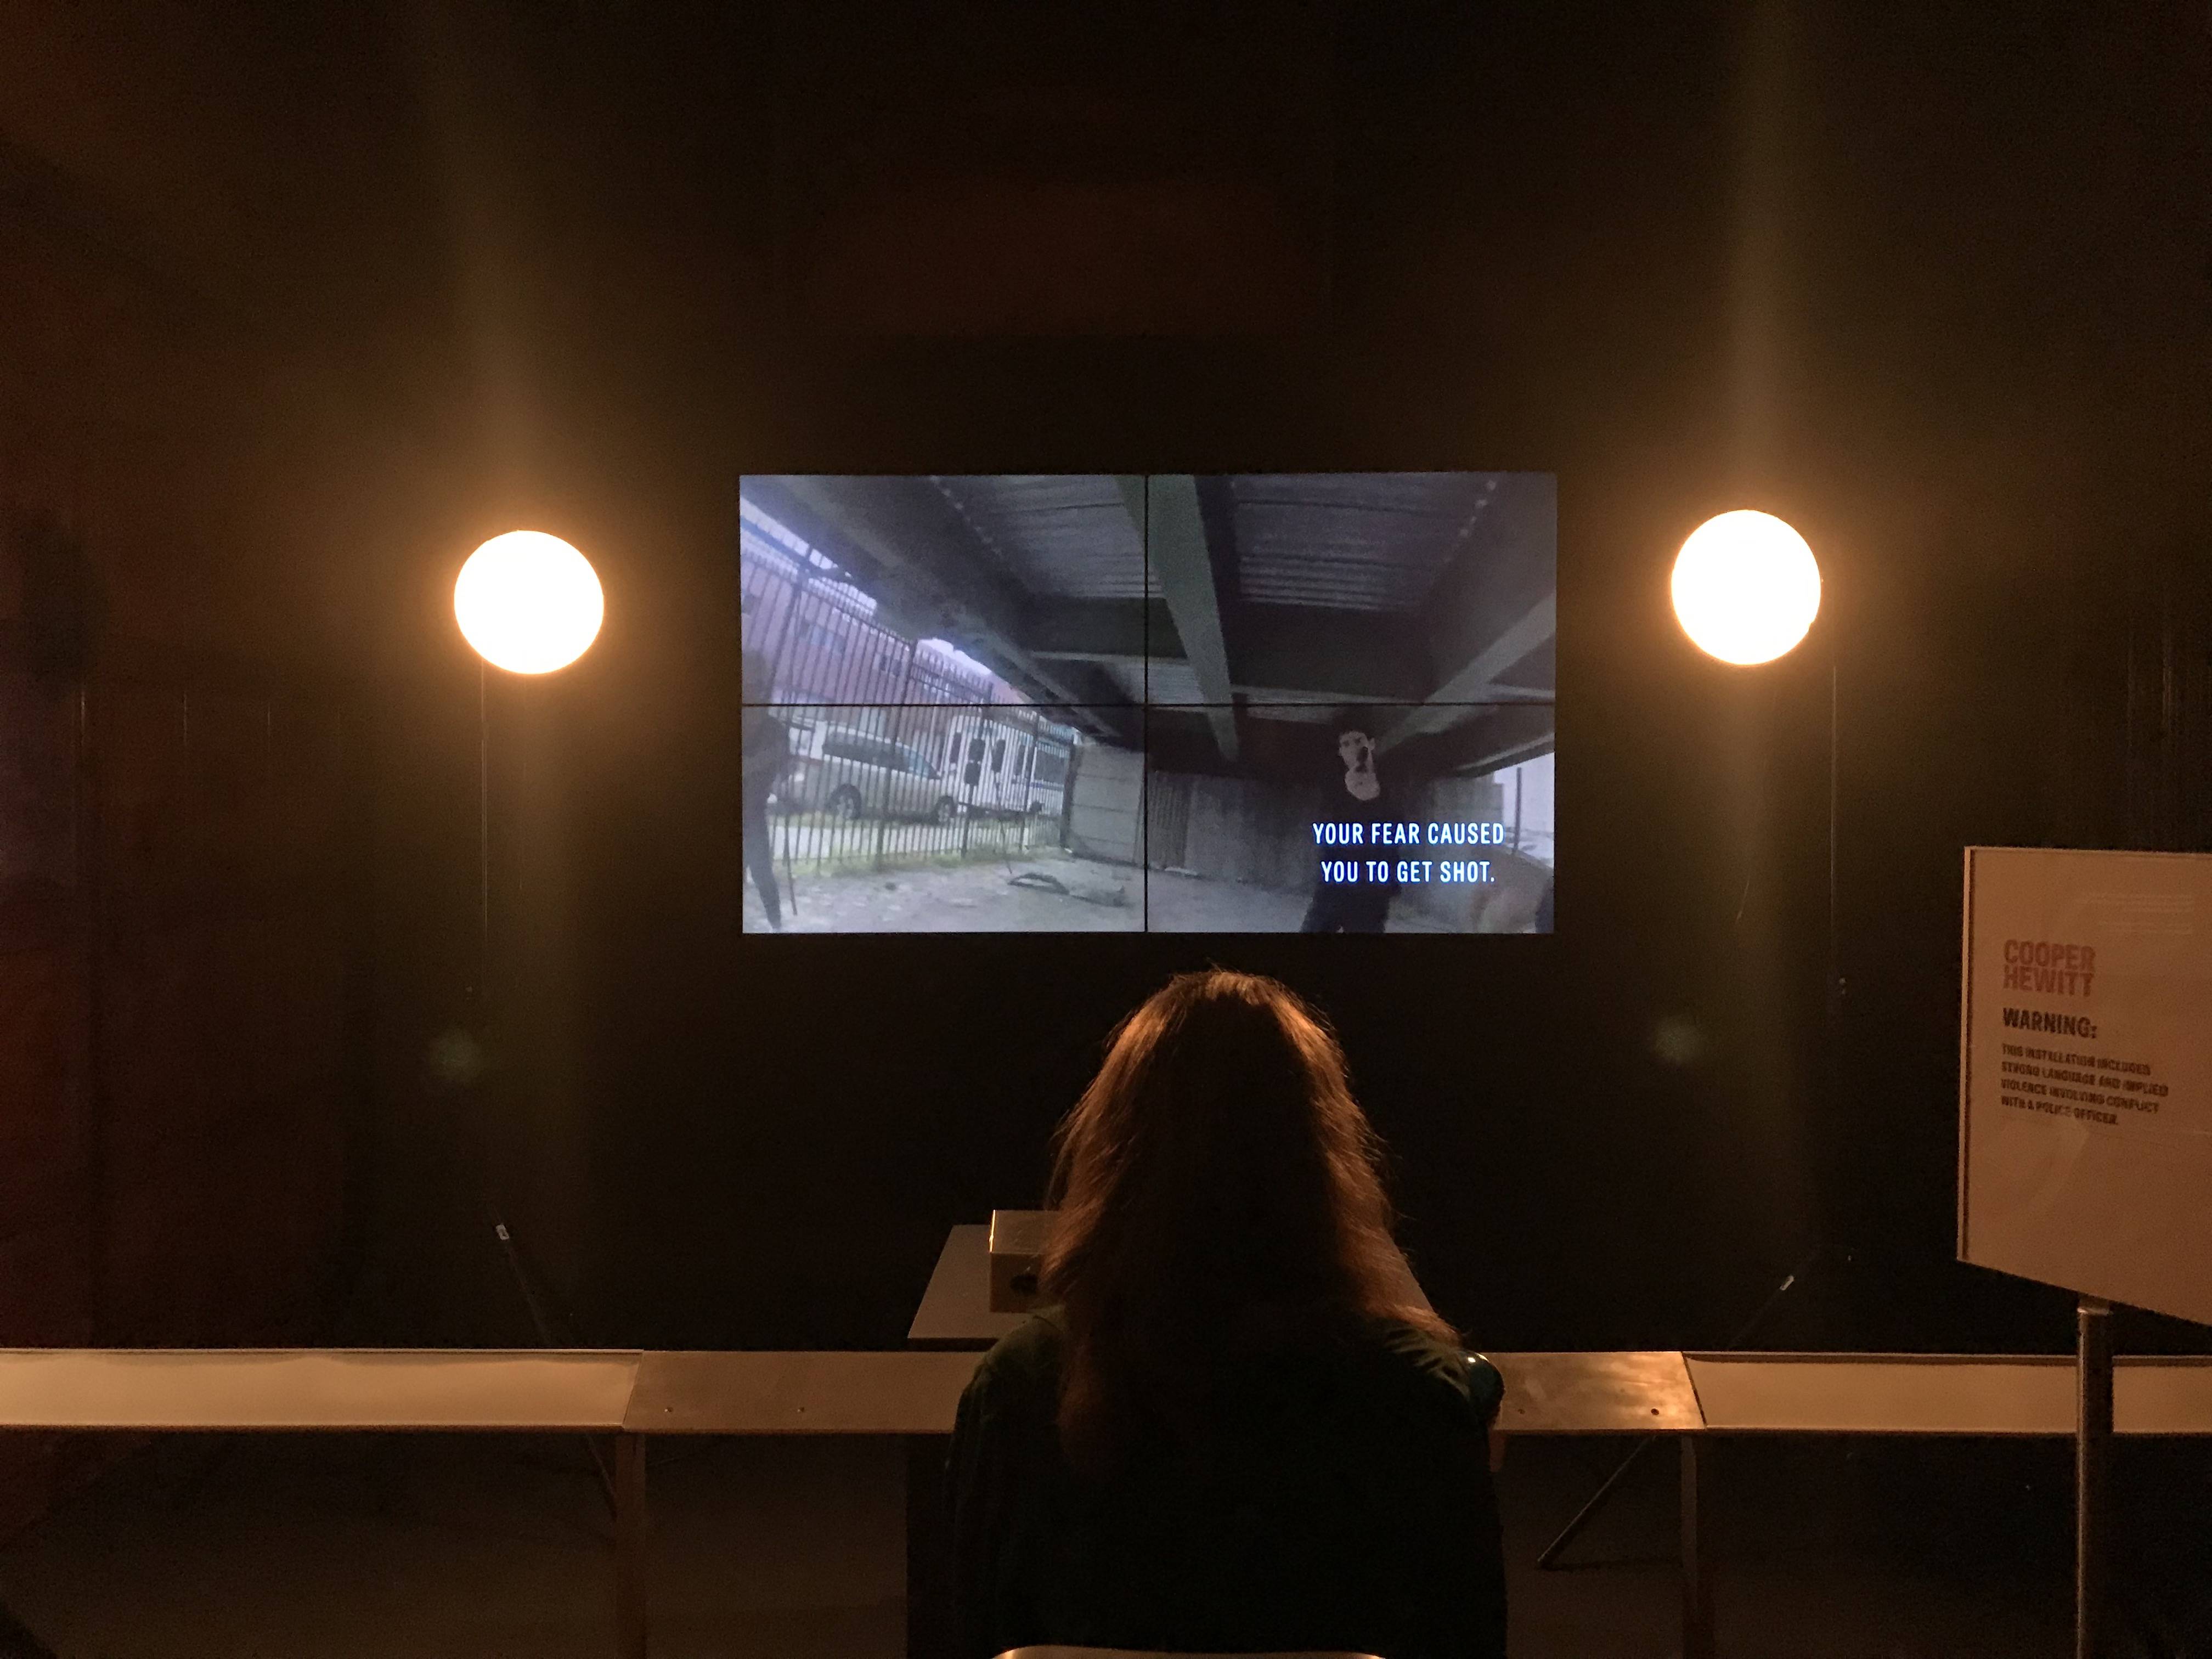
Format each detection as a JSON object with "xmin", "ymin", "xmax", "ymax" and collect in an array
[
  {"xmin": 1671, "ymin": 510, "xmax": 1821, "ymax": 665},
  {"xmin": 454, "ymin": 531, "xmax": 603, "ymax": 673}
]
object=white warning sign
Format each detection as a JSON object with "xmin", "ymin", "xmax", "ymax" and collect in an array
[{"xmin": 1960, "ymin": 847, "xmax": 2212, "ymax": 1326}]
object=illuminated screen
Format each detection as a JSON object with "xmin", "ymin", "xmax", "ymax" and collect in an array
[{"xmin": 739, "ymin": 475, "xmax": 1554, "ymax": 934}]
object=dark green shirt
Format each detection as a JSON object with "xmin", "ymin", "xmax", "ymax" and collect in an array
[{"xmin": 948, "ymin": 1311, "xmax": 1506, "ymax": 1659}]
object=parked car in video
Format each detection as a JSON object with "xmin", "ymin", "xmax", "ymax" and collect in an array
[
  {"xmin": 936, "ymin": 712, "xmax": 1074, "ymax": 819},
  {"xmin": 771, "ymin": 720, "xmax": 960, "ymax": 823}
]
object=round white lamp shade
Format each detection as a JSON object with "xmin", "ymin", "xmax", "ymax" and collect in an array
[
  {"xmin": 454, "ymin": 531, "xmax": 603, "ymax": 673},
  {"xmin": 1671, "ymin": 510, "xmax": 1821, "ymax": 666}
]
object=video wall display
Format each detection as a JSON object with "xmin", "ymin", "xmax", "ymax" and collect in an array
[{"xmin": 738, "ymin": 474, "xmax": 1555, "ymax": 934}]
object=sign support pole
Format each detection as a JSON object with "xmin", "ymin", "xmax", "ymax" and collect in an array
[{"xmin": 2075, "ymin": 1294, "xmax": 2113, "ymax": 1659}]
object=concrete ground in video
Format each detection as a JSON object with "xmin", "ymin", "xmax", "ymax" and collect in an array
[
  {"xmin": 743, "ymin": 847, "xmax": 1141, "ymax": 933},
  {"xmin": 1140, "ymin": 870, "xmax": 1451, "ymax": 933}
]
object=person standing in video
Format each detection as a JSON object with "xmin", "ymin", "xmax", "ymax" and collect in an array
[
  {"xmin": 1300, "ymin": 721, "xmax": 1400, "ymax": 933},
  {"xmin": 741, "ymin": 650, "xmax": 789, "ymax": 932}
]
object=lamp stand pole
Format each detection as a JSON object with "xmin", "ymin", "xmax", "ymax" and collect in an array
[
  {"xmin": 473, "ymin": 656, "xmax": 566, "ymax": 1346},
  {"xmin": 471, "ymin": 658, "xmax": 616, "ymax": 1513},
  {"xmin": 1541, "ymin": 619, "xmax": 1845, "ymax": 1574},
  {"xmin": 1828, "ymin": 651, "xmax": 1842, "ymax": 1104}
]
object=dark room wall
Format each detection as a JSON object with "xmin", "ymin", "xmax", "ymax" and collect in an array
[
  {"xmin": 3, "ymin": 4, "xmax": 2207, "ymax": 1445},
  {"xmin": 0, "ymin": 1, "xmax": 430, "ymax": 1532},
  {"xmin": 0, "ymin": 223, "xmax": 365, "ymax": 1536},
  {"xmin": 325, "ymin": 4, "xmax": 2208, "ymax": 1362}
]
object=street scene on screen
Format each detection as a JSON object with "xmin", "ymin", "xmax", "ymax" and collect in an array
[{"xmin": 739, "ymin": 473, "xmax": 1555, "ymax": 933}]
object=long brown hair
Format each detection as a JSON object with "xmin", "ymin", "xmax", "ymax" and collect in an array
[{"xmin": 1039, "ymin": 969, "xmax": 1454, "ymax": 1473}]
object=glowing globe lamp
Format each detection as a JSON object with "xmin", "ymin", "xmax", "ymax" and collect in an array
[
  {"xmin": 1670, "ymin": 510, "xmax": 1821, "ymax": 666},
  {"xmin": 454, "ymin": 531, "xmax": 603, "ymax": 673}
]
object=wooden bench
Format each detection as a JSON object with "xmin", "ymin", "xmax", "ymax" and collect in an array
[
  {"xmin": 1686, "ymin": 1351, "xmax": 2212, "ymax": 1435},
  {"xmin": 5, "ymin": 1345, "xmax": 2210, "ymax": 1659},
  {"xmin": 0, "ymin": 1347, "xmax": 640, "ymax": 1432}
]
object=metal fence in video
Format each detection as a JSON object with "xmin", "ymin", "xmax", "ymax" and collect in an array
[
  {"xmin": 740, "ymin": 519, "xmax": 1084, "ymax": 878},
  {"xmin": 740, "ymin": 515, "xmax": 1001, "ymax": 708}
]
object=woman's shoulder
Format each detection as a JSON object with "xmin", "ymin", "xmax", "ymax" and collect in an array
[
  {"xmin": 1333, "ymin": 1316, "xmax": 1496, "ymax": 1416},
  {"xmin": 962, "ymin": 1310, "xmax": 1068, "ymax": 1412}
]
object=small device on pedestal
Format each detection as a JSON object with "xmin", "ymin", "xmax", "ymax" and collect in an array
[{"xmin": 988, "ymin": 1210, "xmax": 1053, "ymax": 1314}]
